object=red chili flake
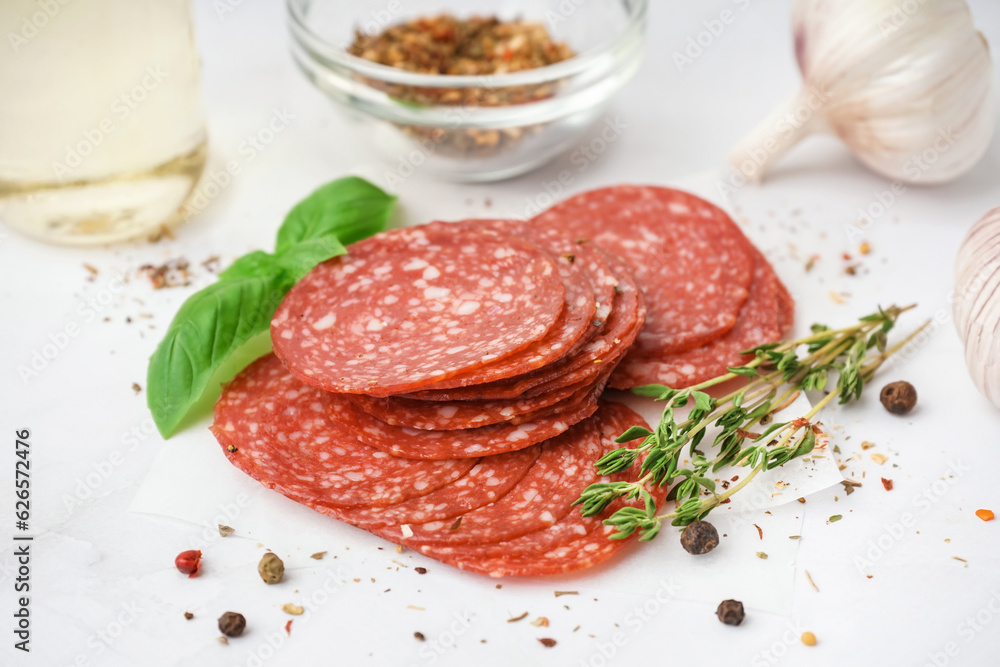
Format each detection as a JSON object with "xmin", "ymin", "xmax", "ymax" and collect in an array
[
  {"xmin": 737, "ymin": 429, "xmax": 761, "ymax": 439},
  {"xmin": 792, "ymin": 417, "xmax": 811, "ymax": 428},
  {"xmin": 502, "ymin": 47, "xmax": 513, "ymax": 60},
  {"xmin": 881, "ymin": 478, "xmax": 894, "ymax": 491},
  {"xmin": 731, "ymin": 475, "xmax": 740, "ymax": 482},
  {"xmin": 175, "ymin": 550, "xmax": 202, "ymax": 578},
  {"xmin": 285, "ymin": 620, "xmax": 293, "ymax": 635},
  {"xmin": 753, "ymin": 524, "xmax": 763, "ymax": 540}
]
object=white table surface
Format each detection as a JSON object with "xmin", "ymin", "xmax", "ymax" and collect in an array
[{"xmin": 3, "ymin": 1, "xmax": 1000, "ymax": 665}]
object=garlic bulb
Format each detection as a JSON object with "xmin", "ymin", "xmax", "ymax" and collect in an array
[
  {"xmin": 954, "ymin": 207, "xmax": 1000, "ymax": 408},
  {"xmin": 729, "ymin": 0, "xmax": 994, "ymax": 185}
]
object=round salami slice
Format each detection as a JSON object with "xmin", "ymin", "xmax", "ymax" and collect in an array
[
  {"xmin": 334, "ymin": 445, "xmax": 541, "ymax": 529},
  {"xmin": 407, "ymin": 220, "xmax": 600, "ymax": 391},
  {"xmin": 211, "ymin": 354, "xmax": 476, "ymax": 508},
  {"xmin": 405, "ymin": 249, "xmax": 644, "ymax": 402},
  {"xmin": 534, "ymin": 185, "xmax": 756, "ymax": 356},
  {"xmin": 609, "ymin": 251, "xmax": 784, "ymax": 390},
  {"xmin": 327, "ymin": 387, "xmax": 602, "ymax": 459},
  {"xmin": 417, "ymin": 402, "xmax": 669, "ymax": 577},
  {"xmin": 271, "ymin": 224, "xmax": 566, "ymax": 396},
  {"xmin": 384, "ymin": 417, "xmax": 605, "ymax": 546}
]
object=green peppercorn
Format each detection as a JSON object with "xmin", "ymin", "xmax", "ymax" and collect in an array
[{"xmin": 258, "ymin": 552, "xmax": 285, "ymax": 585}]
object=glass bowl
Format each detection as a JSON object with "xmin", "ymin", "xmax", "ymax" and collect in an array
[{"xmin": 287, "ymin": 0, "xmax": 647, "ymax": 182}]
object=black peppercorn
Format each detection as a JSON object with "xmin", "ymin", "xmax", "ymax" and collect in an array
[
  {"xmin": 680, "ymin": 520, "xmax": 719, "ymax": 555},
  {"xmin": 218, "ymin": 611, "xmax": 246, "ymax": 637},
  {"xmin": 716, "ymin": 599, "xmax": 745, "ymax": 626},
  {"xmin": 880, "ymin": 381, "xmax": 917, "ymax": 415}
]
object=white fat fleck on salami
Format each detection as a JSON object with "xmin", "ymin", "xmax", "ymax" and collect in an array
[
  {"xmin": 271, "ymin": 225, "xmax": 565, "ymax": 395},
  {"xmin": 312, "ymin": 313, "xmax": 336, "ymax": 331},
  {"xmin": 534, "ymin": 185, "xmax": 757, "ymax": 356},
  {"xmin": 416, "ymin": 402, "xmax": 668, "ymax": 577},
  {"xmin": 211, "ymin": 355, "xmax": 475, "ymax": 508}
]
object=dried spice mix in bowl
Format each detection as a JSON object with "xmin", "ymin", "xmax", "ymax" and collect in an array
[
  {"xmin": 347, "ymin": 15, "xmax": 575, "ymax": 159},
  {"xmin": 288, "ymin": 0, "xmax": 647, "ymax": 181}
]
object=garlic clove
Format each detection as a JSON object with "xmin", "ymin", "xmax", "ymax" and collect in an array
[
  {"xmin": 954, "ymin": 207, "xmax": 1000, "ymax": 409},
  {"xmin": 730, "ymin": 0, "xmax": 994, "ymax": 185}
]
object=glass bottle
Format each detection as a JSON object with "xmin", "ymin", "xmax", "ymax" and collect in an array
[{"xmin": 0, "ymin": 0, "xmax": 207, "ymax": 245}]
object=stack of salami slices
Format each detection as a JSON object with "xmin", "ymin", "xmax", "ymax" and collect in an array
[
  {"xmin": 533, "ymin": 185, "xmax": 795, "ymax": 389},
  {"xmin": 211, "ymin": 186, "xmax": 793, "ymax": 578}
]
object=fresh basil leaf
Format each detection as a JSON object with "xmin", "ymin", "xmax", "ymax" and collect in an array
[
  {"xmin": 147, "ymin": 176, "xmax": 397, "ymax": 438},
  {"xmin": 276, "ymin": 177, "xmax": 395, "ymax": 252},
  {"xmin": 275, "ymin": 236, "xmax": 346, "ymax": 283},
  {"xmin": 218, "ymin": 250, "xmax": 278, "ymax": 281},
  {"xmin": 147, "ymin": 274, "xmax": 289, "ymax": 437}
]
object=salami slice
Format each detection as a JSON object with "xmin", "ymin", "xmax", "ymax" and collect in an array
[
  {"xmin": 417, "ymin": 402, "xmax": 669, "ymax": 577},
  {"xmin": 385, "ymin": 417, "xmax": 605, "ymax": 546},
  {"xmin": 534, "ymin": 185, "xmax": 756, "ymax": 356},
  {"xmin": 609, "ymin": 250, "xmax": 784, "ymax": 389},
  {"xmin": 327, "ymin": 387, "xmax": 602, "ymax": 459},
  {"xmin": 271, "ymin": 224, "xmax": 566, "ymax": 396},
  {"xmin": 405, "ymin": 249, "xmax": 644, "ymax": 402},
  {"xmin": 408, "ymin": 220, "xmax": 600, "ymax": 391},
  {"xmin": 211, "ymin": 355, "xmax": 476, "ymax": 508},
  {"xmin": 334, "ymin": 446, "xmax": 541, "ymax": 529},
  {"xmin": 346, "ymin": 373, "xmax": 600, "ymax": 430}
]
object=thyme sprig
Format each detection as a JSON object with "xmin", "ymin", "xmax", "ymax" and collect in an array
[{"xmin": 575, "ymin": 304, "xmax": 927, "ymax": 540}]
